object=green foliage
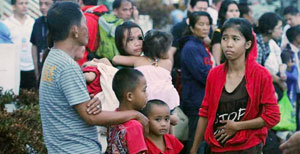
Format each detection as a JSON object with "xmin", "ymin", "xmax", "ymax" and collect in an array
[{"xmin": 0, "ymin": 88, "xmax": 46, "ymax": 154}]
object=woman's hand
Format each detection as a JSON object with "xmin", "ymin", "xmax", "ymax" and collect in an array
[
  {"xmin": 215, "ymin": 120, "xmax": 239, "ymax": 143},
  {"xmin": 92, "ymin": 58, "xmax": 112, "ymax": 66},
  {"xmin": 86, "ymin": 94, "xmax": 102, "ymax": 115}
]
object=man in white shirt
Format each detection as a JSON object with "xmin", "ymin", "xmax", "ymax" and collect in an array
[{"xmin": 3, "ymin": 0, "xmax": 35, "ymax": 90}]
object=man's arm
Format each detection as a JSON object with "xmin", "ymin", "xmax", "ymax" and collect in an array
[
  {"xmin": 74, "ymin": 100, "xmax": 148, "ymax": 127},
  {"xmin": 32, "ymin": 45, "xmax": 39, "ymax": 80}
]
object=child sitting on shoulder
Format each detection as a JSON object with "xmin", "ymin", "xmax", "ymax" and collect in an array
[
  {"xmin": 107, "ymin": 67, "xmax": 148, "ymax": 154},
  {"xmin": 142, "ymin": 99, "xmax": 183, "ymax": 154}
]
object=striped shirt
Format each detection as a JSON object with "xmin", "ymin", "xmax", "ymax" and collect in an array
[{"xmin": 39, "ymin": 48, "xmax": 101, "ymax": 153}]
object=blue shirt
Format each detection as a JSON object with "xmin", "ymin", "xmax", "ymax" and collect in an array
[
  {"xmin": 39, "ymin": 48, "xmax": 101, "ymax": 153},
  {"xmin": 180, "ymin": 36, "xmax": 212, "ymax": 115},
  {"xmin": 0, "ymin": 21, "xmax": 12, "ymax": 43}
]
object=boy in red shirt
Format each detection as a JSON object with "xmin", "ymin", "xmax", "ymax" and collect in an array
[
  {"xmin": 142, "ymin": 99, "xmax": 183, "ymax": 154},
  {"xmin": 107, "ymin": 68, "xmax": 148, "ymax": 154}
]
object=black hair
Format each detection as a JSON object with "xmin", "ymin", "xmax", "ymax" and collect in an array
[
  {"xmin": 184, "ymin": 11, "xmax": 212, "ymax": 36},
  {"xmin": 283, "ymin": 6, "xmax": 299, "ymax": 16},
  {"xmin": 113, "ymin": 0, "xmax": 132, "ymax": 10},
  {"xmin": 142, "ymin": 99, "xmax": 169, "ymax": 116},
  {"xmin": 47, "ymin": 2, "xmax": 82, "ymax": 42},
  {"xmin": 82, "ymin": 0, "xmax": 98, "ymax": 5},
  {"xmin": 286, "ymin": 25, "xmax": 300, "ymax": 43},
  {"xmin": 221, "ymin": 18, "xmax": 254, "ymax": 57},
  {"xmin": 190, "ymin": 0, "xmax": 209, "ymax": 8},
  {"xmin": 238, "ymin": 3, "xmax": 250, "ymax": 18},
  {"xmin": 143, "ymin": 30, "xmax": 173, "ymax": 60},
  {"xmin": 11, "ymin": 0, "xmax": 16, "ymax": 5},
  {"xmin": 256, "ymin": 12, "xmax": 281, "ymax": 35},
  {"xmin": 281, "ymin": 51, "xmax": 292, "ymax": 64},
  {"xmin": 217, "ymin": 0, "xmax": 239, "ymax": 28},
  {"xmin": 112, "ymin": 68, "xmax": 144, "ymax": 102},
  {"xmin": 41, "ymin": 2, "xmax": 82, "ymax": 68},
  {"xmin": 115, "ymin": 21, "xmax": 144, "ymax": 56}
]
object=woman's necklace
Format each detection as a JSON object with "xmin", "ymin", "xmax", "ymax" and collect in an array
[{"xmin": 149, "ymin": 58, "xmax": 159, "ymax": 67}]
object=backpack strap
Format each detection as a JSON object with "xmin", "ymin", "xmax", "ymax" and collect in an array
[{"xmin": 85, "ymin": 5, "xmax": 108, "ymax": 17}]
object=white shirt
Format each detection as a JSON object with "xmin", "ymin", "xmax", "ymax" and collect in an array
[
  {"xmin": 3, "ymin": 15, "xmax": 34, "ymax": 71},
  {"xmin": 207, "ymin": 7, "xmax": 218, "ymax": 26},
  {"xmin": 281, "ymin": 24, "xmax": 290, "ymax": 49},
  {"xmin": 265, "ymin": 39, "xmax": 282, "ymax": 75}
]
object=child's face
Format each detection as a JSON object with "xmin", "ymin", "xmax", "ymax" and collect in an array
[
  {"xmin": 148, "ymin": 105, "xmax": 170, "ymax": 136},
  {"xmin": 131, "ymin": 76, "xmax": 147, "ymax": 110}
]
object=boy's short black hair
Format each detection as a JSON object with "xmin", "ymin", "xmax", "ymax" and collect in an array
[
  {"xmin": 190, "ymin": 0, "xmax": 209, "ymax": 8},
  {"xmin": 113, "ymin": 0, "xmax": 132, "ymax": 10},
  {"xmin": 112, "ymin": 68, "xmax": 144, "ymax": 102},
  {"xmin": 82, "ymin": 0, "xmax": 98, "ymax": 5},
  {"xmin": 286, "ymin": 25, "xmax": 300, "ymax": 43},
  {"xmin": 283, "ymin": 6, "xmax": 299, "ymax": 16},
  {"xmin": 142, "ymin": 99, "xmax": 169, "ymax": 116}
]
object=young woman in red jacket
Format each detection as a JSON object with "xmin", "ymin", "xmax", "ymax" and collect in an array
[{"xmin": 190, "ymin": 18, "xmax": 280, "ymax": 154}]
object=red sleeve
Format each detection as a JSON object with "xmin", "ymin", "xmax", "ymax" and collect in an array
[
  {"xmin": 125, "ymin": 120, "xmax": 147, "ymax": 154},
  {"xmin": 199, "ymin": 69, "xmax": 213, "ymax": 117},
  {"xmin": 82, "ymin": 66, "xmax": 99, "ymax": 74},
  {"xmin": 259, "ymin": 71, "xmax": 280, "ymax": 128}
]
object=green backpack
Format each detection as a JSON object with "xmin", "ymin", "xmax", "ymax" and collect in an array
[{"xmin": 96, "ymin": 13, "xmax": 124, "ymax": 61}]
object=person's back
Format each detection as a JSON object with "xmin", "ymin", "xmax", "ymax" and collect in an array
[
  {"xmin": 107, "ymin": 68, "xmax": 148, "ymax": 154},
  {"xmin": 40, "ymin": 48, "xmax": 100, "ymax": 153}
]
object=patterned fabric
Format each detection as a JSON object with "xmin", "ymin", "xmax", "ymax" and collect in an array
[
  {"xmin": 106, "ymin": 120, "xmax": 147, "ymax": 154},
  {"xmin": 107, "ymin": 124, "xmax": 128, "ymax": 154},
  {"xmin": 256, "ymin": 34, "xmax": 270, "ymax": 65},
  {"xmin": 39, "ymin": 48, "xmax": 101, "ymax": 153}
]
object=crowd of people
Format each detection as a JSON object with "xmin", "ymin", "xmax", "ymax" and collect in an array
[{"xmin": 1, "ymin": 0, "xmax": 300, "ymax": 153}]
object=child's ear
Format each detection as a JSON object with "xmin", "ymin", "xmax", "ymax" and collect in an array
[{"xmin": 126, "ymin": 91, "xmax": 134, "ymax": 102}]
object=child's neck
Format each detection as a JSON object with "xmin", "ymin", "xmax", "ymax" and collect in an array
[
  {"xmin": 148, "ymin": 134, "xmax": 165, "ymax": 152},
  {"xmin": 118, "ymin": 101, "xmax": 134, "ymax": 111}
]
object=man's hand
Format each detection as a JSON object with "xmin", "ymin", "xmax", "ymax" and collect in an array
[
  {"xmin": 135, "ymin": 112, "xmax": 149, "ymax": 135},
  {"xmin": 86, "ymin": 94, "xmax": 102, "ymax": 115},
  {"xmin": 280, "ymin": 131, "xmax": 300, "ymax": 154}
]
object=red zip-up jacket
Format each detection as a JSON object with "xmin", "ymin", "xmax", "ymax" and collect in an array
[{"xmin": 199, "ymin": 33, "xmax": 280, "ymax": 152}]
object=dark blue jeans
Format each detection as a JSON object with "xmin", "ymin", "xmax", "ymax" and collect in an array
[{"xmin": 186, "ymin": 115, "xmax": 209, "ymax": 154}]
